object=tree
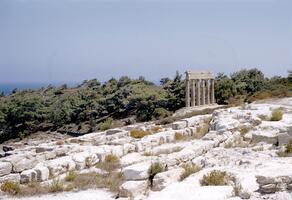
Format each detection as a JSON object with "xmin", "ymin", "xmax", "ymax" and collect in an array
[
  {"xmin": 231, "ymin": 68, "xmax": 265, "ymax": 94},
  {"xmin": 215, "ymin": 73, "xmax": 236, "ymax": 104}
]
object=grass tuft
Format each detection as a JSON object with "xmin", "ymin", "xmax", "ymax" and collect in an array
[
  {"xmin": 130, "ymin": 129, "xmax": 151, "ymax": 139},
  {"xmin": 0, "ymin": 181, "xmax": 20, "ymax": 195},
  {"xmin": 180, "ymin": 164, "xmax": 201, "ymax": 181},
  {"xmin": 270, "ymin": 108, "xmax": 283, "ymax": 121},
  {"xmin": 201, "ymin": 170, "xmax": 230, "ymax": 186}
]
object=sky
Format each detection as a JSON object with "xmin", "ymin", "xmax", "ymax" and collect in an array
[{"xmin": 0, "ymin": 0, "xmax": 291, "ymax": 84}]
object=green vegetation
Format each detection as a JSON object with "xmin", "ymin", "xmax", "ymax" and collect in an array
[
  {"xmin": 277, "ymin": 140, "xmax": 292, "ymax": 157},
  {"xmin": 0, "ymin": 181, "xmax": 20, "ymax": 195},
  {"xmin": 148, "ymin": 162, "xmax": 164, "ymax": 186},
  {"xmin": 0, "ymin": 68, "xmax": 291, "ymax": 143},
  {"xmin": 65, "ymin": 170, "xmax": 77, "ymax": 182},
  {"xmin": 201, "ymin": 170, "xmax": 230, "ymax": 186},
  {"xmin": 270, "ymin": 108, "xmax": 283, "ymax": 121},
  {"xmin": 48, "ymin": 179, "xmax": 64, "ymax": 193},
  {"xmin": 95, "ymin": 154, "xmax": 120, "ymax": 172},
  {"xmin": 180, "ymin": 164, "xmax": 201, "ymax": 181}
]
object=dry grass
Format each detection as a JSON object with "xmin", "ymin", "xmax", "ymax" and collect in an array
[
  {"xmin": 18, "ymin": 182, "xmax": 49, "ymax": 197},
  {"xmin": 174, "ymin": 132, "xmax": 184, "ymax": 141},
  {"xmin": 277, "ymin": 140, "xmax": 292, "ymax": 157},
  {"xmin": 130, "ymin": 129, "xmax": 152, "ymax": 138},
  {"xmin": 48, "ymin": 179, "xmax": 64, "ymax": 193},
  {"xmin": 148, "ymin": 162, "xmax": 164, "ymax": 186},
  {"xmin": 0, "ymin": 181, "xmax": 20, "ymax": 195},
  {"xmin": 96, "ymin": 172, "xmax": 124, "ymax": 192},
  {"xmin": 180, "ymin": 164, "xmax": 201, "ymax": 181},
  {"xmin": 239, "ymin": 126, "xmax": 251, "ymax": 136},
  {"xmin": 96, "ymin": 154, "xmax": 120, "ymax": 172},
  {"xmin": 55, "ymin": 140, "xmax": 65, "ymax": 145},
  {"xmin": 224, "ymin": 137, "xmax": 249, "ymax": 148},
  {"xmin": 270, "ymin": 108, "xmax": 283, "ymax": 121},
  {"xmin": 201, "ymin": 170, "xmax": 230, "ymax": 186},
  {"xmin": 65, "ymin": 170, "xmax": 77, "ymax": 182},
  {"xmin": 151, "ymin": 126, "xmax": 162, "ymax": 133},
  {"xmin": 258, "ymin": 114, "xmax": 269, "ymax": 121}
]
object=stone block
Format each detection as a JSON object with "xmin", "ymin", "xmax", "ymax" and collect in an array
[
  {"xmin": 0, "ymin": 162, "xmax": 12, "ymax": 177},
  {"xmin": 119, "ymin": 180, "xmax": 148, "ymax": 198},
  {"xmin": 20, "ymin": 169, "xmax": 37, "ymax": 184}
]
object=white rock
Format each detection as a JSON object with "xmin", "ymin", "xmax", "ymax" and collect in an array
[
  {"xmin": 172, "ymin": 121, "xmax": 187, "ymax": 130},
  {"xmin": 0, "ymin": 173, "xmax": 20, "ymax": 184},
  {"xmin": 121, "ymin": 153, "xmax": 147, "ymax": 167},
  {"xmin": 0, "ymin": 162, "xmax": 12, "ymax": 177},
  {"xmin": 46, "ymin": 156, "xmax": 76, "ymax": 177},
  {"xmin": 123, "ymin": 162, "xmax": 151, "ymax": 180},
  {"xmin": 119, "ymin": 180, "xmax": 148, "ymax": 197},
  {"xmin": 20, "ymin": 169, "xmax": 37, "ymax": 184},
  {"xmin": 34, "ymin": 166, "xmax": 49, "ymax": 182},
  {"xmin": 152, "ymin": 168, "xmax": 184, "ymax": 191},
  {"xmin": 278, "ymin": 132, "xmax": 292, "ymax": 146}
]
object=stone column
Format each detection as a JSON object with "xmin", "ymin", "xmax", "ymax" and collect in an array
[
  {"xmin": 185, "ymin": 78, "xmax": 190, "ymax": 107},
  {"xmin": 211, "ymin": 79, "xmax": 215, "ymax": 104},
  {"xmin": 206, "ymin": 79, "xmax": 210, "ymax": 104},
  {"xmin": 191, "ymin": 80, "xmax": 196, "ymax": 107},
  {"xmin": 196, "ymin": 79, "xmax": 201, "ymax": 106},
  {"xmin": 202, "ymin": 80, "xmax": 205, "ymax": 105}
]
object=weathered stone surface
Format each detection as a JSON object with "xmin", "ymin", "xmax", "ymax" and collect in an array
[
  {"xmin": 172, "ymin": 121, "xmax": 187, "ymax": 130},
  {"xmin": 72, "ymin": 152, "xmax": 99, "ymax": 170},
  {"xmin": 0, "ymin": 162, "xmax": 12, "ymax": 177},
  {"xmin": 35, "ymin": 147, "xmax": 53, "ymax": 153},
  {"xmin": 34, "ymin": 166, "xmax": 49, "ymax": 182},
  {"xmin": 152, "ymin": 168, "xmax": 184, "ymax": 191},
  {"xmin": 278, "ymin": 133, "xmax": 292, "ymax": 146},
  {"xmin": 46, "ymin": 156, "xmax": 76, "ymax": 177},
  {"xmin": 260, "ymin": 184, "xmax": 280, "ymax": 194},
  {"xmin": 20, "ymin": 169, "xmax": 37, "ymax": 184},
  {"xmin": 123, "ymin": 162, "xmax": 151, "ymax": 181},
  {"xmin": 8, "ymin": 155, "xmax": 37, "ymax": 173},
  {"xmin": 0, "ymin": 173, "xmax": 20, "ymax": 184},
  {"xmin": 119, "ymin": 180, "xmax": 148, "ymax": 197},
  {"xmin": 252, "ymin": 132, "xmax": 278, "ymax": 145},
  {"xmin": 106, "ymin": 129, "xmax": 122, "ymax": 135}
]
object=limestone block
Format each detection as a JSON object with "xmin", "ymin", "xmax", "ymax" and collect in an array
[
  {"xmin": 123, "ymin": 162, "xmax": 151, "ymax": 180},
  {"xmin": 106, "ymin": 129, "xmax": 122, "ymax": 135},
  {"xmin": 278, "ymin": 133, "xmax": 292, "ymax": 146},
  {"xmin": 152, "ymin": 168, "xmax": 184, "ymax": 191},
  {"xmin": 20, "ymin": 169, "xmax": 37, "ymax": 184},
  {"xmin": 260, "ymin": 184, "xmax": 280, "ymax": 194},
  {"xmin": 252, "ymin": 132, "xmax": 278, "ymax": 145},
  {"xmin": 172, "ymin": 121, "xmax": 187, "ymax": 130},
  {"xmin": 123, "ymin": 143, "xmax": 136, "ymax": 155},
  {"xmin": 34, "ymin": 166, "xmax": 49, "ymax": 182},
  {"xmin": 46, "ymin": 156, "xmax": 76, "ymax": 177},
  {"xmin": 72, "ymin": 152, "xmax": 99, "ymax": 170},
  {"xmin": 0, "ymin": 173, "xmax": 20, "ymax": 184},
  {"xmin": 120, "ymin": 153, "xmax": 147, "ymax": 168},
  {"xmin": 8, "ymin": 155, "xmax": 37, "ymax": 173},
  {"xmin": 0, "ymin": 162, "xmax": 12, "ymax": 177},
  {"xmin": 119, "ymin": 180, "xmax": 148, "ymax": 198}
]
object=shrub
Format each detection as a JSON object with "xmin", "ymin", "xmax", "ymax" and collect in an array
[
  {"xmin": 130, "ymin": 129, "xmax": 151, "ymax": 139},
  {"xmin": 148, "ymin": 162, "xmax": 164, "ymax": 186},
  {"xmin": 153, "ymin": 108, "xmax": 171, "ymax": 120},
  {"xmin": 48, "ymin": 179, "xmax": 64, "ymax": 193},
  {"xmin": 96, "ymin": 154, "xmax": 120, "ymax": 172},
  {"xmin": 180, "ymin": 164, "xmax": 201, "ymax": 181},
  {"xmin": 270, "ymin": 108, "xmax": 283, "ymax": 121},
  {"xmin": 96, "ymin": 172, "xmax": 124, "ymax": 192},
  {"xmin": 174, "ymin": 132, "xmax": 184, "ymax": 141},
  {"xmin": 97, "ymin": 117, "xmax": 113, "ymax": 131},
  {"xmin": 277, "ymin": 140, "xmax": 292, "ymax": 157},
  {"xmin": 65, "ymin": 170, "xmax": 77, "ymax": 182},
  {"xmin": 201, "ymin": 170, "xmax": 230, "ymax": 186},
  {"xmin": 239, "ymin": 126, "xmax": 251, "ymax": 136},
  {"xmin": 0, "ymin": 181, "xmax": 20, "ymax": 195}
]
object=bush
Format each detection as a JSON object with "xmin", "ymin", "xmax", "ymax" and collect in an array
[
  {"xmin": 97, "ymin": 117, "xmax": 113, "ymax": 131},
  {"xmin": 180, "ymin": 164, "xmax": 201, "ymax": 181},
  {"xmin": 0, "ymin": 181, "xmax": 20, "ymax": 195},
  {"xmin": 270, "ymin": 108, "xmax": 283, "ymax": 121},
  {"xmin": 130, "ymin": 129, "xmax": 151, "ymax": 139},
  {"xmin": 153, "ymin": 108, "xmax": 171, "ymax": 120},
  {"xmin": 48, "ymin": 179, "xmax": 64, "ymax": 193},
  {"xmin": 65, "ymin": 170, "xmax": 77, "ymax": 182},
  {"xmin": 148, "ymin": 162, "xmax": 164, "ymax": 186},
  {"xmin": 201, "ymin": 170, "xmax": 230, "ymax": 186},
  {"xmin": 277, "ymin": 140, "xmax": 292, "ymax": 157},
  {"xmin": 174, "ymin": 132, "xmax": 184, "ymax": 141},
  {"xmin": 96, "ymin": 154, "xmax": 120, "ymax": 172}
]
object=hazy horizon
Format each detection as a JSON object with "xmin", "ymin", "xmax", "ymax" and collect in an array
[{"xmin": 0, "ymin": 0, "xmax": 291, "ymax": 84}]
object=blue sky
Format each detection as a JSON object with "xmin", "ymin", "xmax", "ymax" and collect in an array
[{"xmin": 0, "ymin": 0, "xmax": 291, "ymax": 84}]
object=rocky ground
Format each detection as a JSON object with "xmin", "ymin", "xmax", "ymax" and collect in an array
[{"xmin": 1, "ymin": 98, "xmax": 292, "ymax": 200}]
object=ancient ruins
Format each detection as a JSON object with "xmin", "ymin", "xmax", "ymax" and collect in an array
[{"xmin": 185, "ymin": 71, "xmax": 215, "ymax": 107}]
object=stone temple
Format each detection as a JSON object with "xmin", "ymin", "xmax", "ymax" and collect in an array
[{"xmin": 185, "ymin": 71, "xmax": 215, "ymax": 107}]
